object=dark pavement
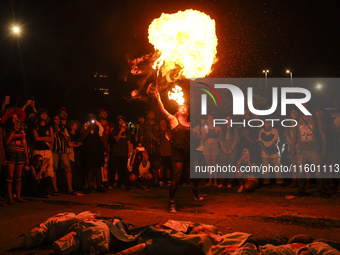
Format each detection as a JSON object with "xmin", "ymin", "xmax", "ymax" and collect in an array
[{"xmin": 0, "ymin": 183, "xmax": 339, "ymax": 254}]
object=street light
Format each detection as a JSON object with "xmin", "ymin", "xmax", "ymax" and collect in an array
[
  {"xmin": 316, "ymin": 84, "xmax": 323, "ymax": 90},
  {"xmin": 286, "ymin": 69, "xmax": 293, "ymax": 87},
  {"xmin": 11, "ymin": 25, "xmax": 21, "ymax": 36},
  {"xmin": 263, "ymin": 70, "xmax": 269, "ymax": 97},
  {"xmin": 315, "ymin": 84, "xmax": 323, "ymax": 105}
]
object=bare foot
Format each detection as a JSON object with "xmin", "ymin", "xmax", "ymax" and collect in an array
[
  {"xmin": 17, "ymin": 198, "xmax": 27, "ymax": 203},
  {"xmin": 8, "ymin": 199, "xmax": 16, "ymax": 205}
]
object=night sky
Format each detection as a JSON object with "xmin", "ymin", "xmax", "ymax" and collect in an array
[{"xmin": 1, "ymin": 0, "xmax": 340, "ymax": 121}]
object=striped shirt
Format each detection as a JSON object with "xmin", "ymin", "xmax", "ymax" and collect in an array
[
  {"xmin": 140, "ymin": 122, "xmax": 160, "ymax": 155},
  {"xmin": 53, "ymin": 129, "xmax": 69, "ymax": 154}
]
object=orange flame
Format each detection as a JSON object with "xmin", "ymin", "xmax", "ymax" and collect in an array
[
  {"xmin": 149, "ymin": 9, "xmax": 217, "ymax": 79},
  {"xmin": 168, "ymin": 85, "xmax": 185, "ymax": 105}
]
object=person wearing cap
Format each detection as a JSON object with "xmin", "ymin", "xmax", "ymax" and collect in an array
[{"xmin": 52, "ymin": 115, "xmax": 77, "ymax": 195}]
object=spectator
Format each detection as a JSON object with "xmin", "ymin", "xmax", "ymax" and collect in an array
[
  {"xmin": 134, "ymin": 116, "xmax": 145, "ymax": 145},
  {"xmin": 0, "ymin": 123, "xmax": 5, "ymax": 167},
  {"xmin": 58, "ymin": 107, "xmax": 68, "ymax": 129},
  {"xmin": 285, "ymin": 109, "xmax": 299, "ymax": 188},
  {"xmin": 81, "ymin": 113, "xmax": 107, "ymax": 193},
  {"xmin": 159, "ymin": 119, "xmax": 172, "ymax": 186},
  {"xmin": 0, "ymin": 97, "xmax": 10, "ymax": 168},
  {"xmin": 52, "ymin": 115, "xmax": 75, "ymax": 195},
  {"xmin": 22, "ymin": 99, "xmax": 37, "ymax": 115},
  {"xmin": 25, "ymin": 154, "xmax": 51, "ymax": 198},
  {"xmin": 98, "ymin": 109, "xmax": 113, "ymax": 141},
  {"xmin": 32, "ymin": 109, "xmax": 55, "ymax": 192},
  {"xmin": 236, "ymin": 148, "xmax": 259, "ymax": 192},
  {"xmin": 24, "ymin": 113, "xmax": 37, "ymax": 155},
  {"xmin": 258, "ymin": 121, "xmax": 283, "ymax": 187},
  {"xmin": 98, "ymin": 109, "xmax": 113, "ymax": 189},
  {"xmin": 296, "ymin": 105, "xmax": 328, "ymax": 197},
  {"xmin": 22, "ymin": 99, "xmax": 37, "ymax": 152},
  {"xmin": 1, "ymin": 96, "xmax": 10, "ymax": 114},
  {"xmin": 128, "ymin": 145, "xmax": 153, "ymax": 191},
  {"xmin": 192, "ymin": 118, "xmax": 207, "ymax": 182},
  {"xmin": 317, "ymin": 108, "xmax": 339, "ymax": 190},
  {"xmin": 241, "ymin": 112, "xmax": 262, "ymax": 165},
  {"xmin": 2, "ymin": 108, "xmax": 29, "ymax": 204},
  {"xmin": 202, "ymin": 115, "xmax": 221, "ymax": 187},
  {"xmin": 218, "ymin": 116, "xmax": 239, "ymax": 188},
  {"xmin": 140, "ymin": 110, "xmax": 161, "ymax": 186},
  {"xmin": 0, "ymin": 98, "xmax": 7, "ymax": 167},
  {"xmin": 108, "ymin": 115, "xmax": 132, "ymax": 189},
  {"xmin": 68, "ymin": 120, "xmax": 83, "ymax": 190}
]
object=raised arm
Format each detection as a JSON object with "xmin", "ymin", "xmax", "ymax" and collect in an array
[{"xmin": 154, "ymin": 90, "xmax": 178, "ymax": 129}]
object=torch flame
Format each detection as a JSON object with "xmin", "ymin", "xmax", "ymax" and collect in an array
[
  {"xmin": 149, "ymin": 9, "xmax": 217, "ymax": 79},
  {"xmin": 168, "ymin": 85, "xmax": 185, "ymax": 105}
]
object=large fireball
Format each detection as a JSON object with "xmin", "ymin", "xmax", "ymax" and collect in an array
[{"xmin": 148, "ymin": 9, "xmax": 218, "ymax": 79}]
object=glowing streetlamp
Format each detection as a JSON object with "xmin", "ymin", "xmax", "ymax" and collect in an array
[
  {"xmin": 263, "ymin": 70, "xmax": 269, "ymax": 97},
  {"xmin": 286, "ymin": 69, "xmax": 293, "ymax": 87},
  {"xmin": 316, "ymin": 84, "xmax": 323, "ymax": 90},
  {"xmin": 11, "ymin": 26, "xmax": 21, "ymax": 36}
]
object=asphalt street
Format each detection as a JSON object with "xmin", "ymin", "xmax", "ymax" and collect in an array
[{"xmin": 0, "ymin": 184, "xmax": 339, "ymax": 254}]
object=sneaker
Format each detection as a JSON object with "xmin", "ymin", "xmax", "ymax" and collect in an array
[
  {"xmin": 108, "ymin": 185, "xmax": 113, "ymax": 190},
  {"xmin": 227, "ymin": 184, "xmax": 232, "ymax": 188},
  {"xmin": 182, "ymin": 183, "xmax": 187, "ymax": 187},
  {"xmin": 217, "ymin": 184, "xmax": 224, "ymax": 188},
  {"xmin": 143, "ymin": 184, "xmax": 150, "ymax": 191},
  {"xmin": 129, "ymin": 186, "xmax": 135, "ymax": 191},
  {"xmin": 159, "ymin": 181, "xmax": 164, "ymax": 187},
  {"xmin": 205, "ymin": 181, "xmax": 213, "ymax": 187},
  {"xmin": 167, "ymin": 181, "xmax": 171, "ymax": 186},
  {"xmin": 238, "ymin": 185, "xmax": 244, "ymax": 193},
  {"xmin": 192, "ymin": 189, "xmax": 204, "ymax": 201},
  {"xmin": 169, "ymin": 203, "xmax": 177, "ymax": 213},
  {"xmin": 213, "ymin": 181, "xmax": 218, "ymax": 187}
]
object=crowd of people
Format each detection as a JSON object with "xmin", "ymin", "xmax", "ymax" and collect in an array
[
  {"xmin": 191, "ymin": 105, "xmax": 339, "ymax": 199},
  {"xmin": 0, "ymin": 95, "xmax": 339, "ymax": 213}
]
